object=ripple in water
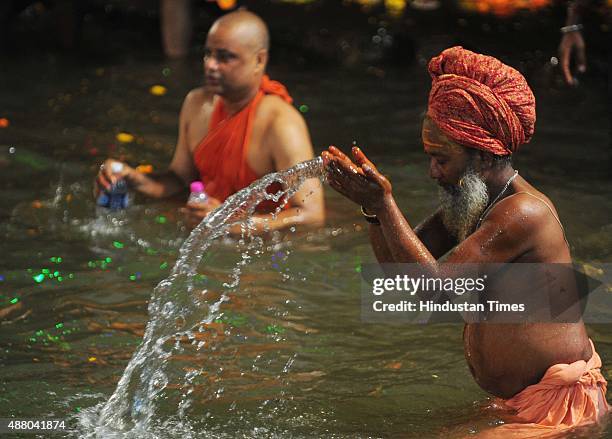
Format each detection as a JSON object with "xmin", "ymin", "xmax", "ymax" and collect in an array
[{"xmin": 76, "ymin": 157, "xmax": 325, "ymax": 438}]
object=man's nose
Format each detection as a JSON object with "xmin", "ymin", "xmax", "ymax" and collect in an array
[{"xmin": 205, "ymin": 55, "xmax": 218, "ymax": 71}]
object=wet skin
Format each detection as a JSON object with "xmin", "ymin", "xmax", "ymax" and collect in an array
[
  {"xmin": 322, "ymin": 117, "xmax": 592, "ymax": 398},
  {"xmin": 95, "ymin": 11, "xmax": 324, "ymax": 233}
]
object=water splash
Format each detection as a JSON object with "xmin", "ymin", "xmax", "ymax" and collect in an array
[{"xmin": 77, "ymin": 157, "xmax": 324, "ymax": 438}]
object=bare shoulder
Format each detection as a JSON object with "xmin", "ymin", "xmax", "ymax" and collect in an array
[
  {"xmin": 257, "ymin": 95, "xmax": 310, "ymax": 150},
  {"xmin": 185, "ymin": 86, "xmax": 214, "ymax": 104},
  {"xmin": 485, "ymin": 189, "xmax": 561, "ymax": 234},
  {"xmin": 254, "ymin": 95, "xmax": 313, "ymax": 167},
  {"xmin": 258, "ymin": 94, "xmax": 304, "ymax": 125},
  {"xmin": 182, "ymin": 87, "xmax": 215, "ymax": 115}
]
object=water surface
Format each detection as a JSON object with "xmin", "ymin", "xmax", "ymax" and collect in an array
[{"xmin": 1, "ymin": 50, "xmax": 610, "ymax": 438}]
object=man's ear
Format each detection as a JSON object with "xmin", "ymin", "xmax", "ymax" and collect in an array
[{"xmin": 255, "ymin": 49, "xmax": 268, "ymax": 72}]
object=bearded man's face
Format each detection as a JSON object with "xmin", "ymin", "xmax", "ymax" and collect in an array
[
  {"xmin": 437, "ymin": 166, "xmax": 489, "ymax": 242},
  {"xmin": 422, "ymin": 116, "xmax": 490, "ymax": 241}
]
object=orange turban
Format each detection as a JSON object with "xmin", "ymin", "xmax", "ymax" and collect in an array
[{"xmin": 427, "ymin": 46, "xmax": 536, "ymax": 156}]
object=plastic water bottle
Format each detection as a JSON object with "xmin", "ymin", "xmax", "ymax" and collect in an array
[
  {"xmin": 188, "ymin": 181, "xmax": 208, "ymax": 204},
  {"xmin": 97, "ymin": 162, "xmax": 130, "ymax": 210}
]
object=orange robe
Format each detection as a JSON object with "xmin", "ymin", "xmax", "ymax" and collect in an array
[
  {"xmin": 480, "ymin": 339, "xmax": 609, "ymax": 438},
  {"xmin": 193, "ymin": 75, "xmax": 293, "ymax": 212}
]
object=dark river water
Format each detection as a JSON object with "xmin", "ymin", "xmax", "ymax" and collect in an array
[{"xmin": 0, "ymin": 42, "xmax": 610, "ymax": 438}]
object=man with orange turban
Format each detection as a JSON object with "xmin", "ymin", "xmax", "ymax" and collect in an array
[
  {"xmin": 96, "ymin": 10, "xmax": 325, "ymax": 232},
  {"xmin": 323, "ymin": 46, "xmax": 608, "ymax": 435}
]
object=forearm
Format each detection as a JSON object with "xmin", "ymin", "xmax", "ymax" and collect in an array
[
  {"xmin": 376, "ymin": 194, "xmax": 437, "ymax": 269},
  {"xmin": 127, "ymin": 169, "xmax": 185, "ymax": 199},
  {"xmin": 370, "ymin": 197, "xmax": 464, "ymax": 304},
  {"xmin": 370, "ymin": 211, "xmax": 454, "ymax": 263},
  {"xmin": 369, "ymin": 224, "xmax": 395, "ymax": 263},
  {"xmin": 413, "ymin": 210, "xmax": 457, "ymax": 259}
]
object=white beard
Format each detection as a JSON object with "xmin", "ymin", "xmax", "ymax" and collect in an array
[{"xmin": 438, "ymin": 168, "xmax": 489, "ymax": 242}]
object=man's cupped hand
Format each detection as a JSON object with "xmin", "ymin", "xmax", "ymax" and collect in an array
[{"xmin": 321, "ymin": 146, "xmax": 392, "ymax": 214}]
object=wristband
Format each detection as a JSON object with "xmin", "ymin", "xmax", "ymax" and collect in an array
[
  {"xmin": 560, "ymin": 24, "xmax": 583, "ymax": 34},
  {"xmin": 361, "ymin": 206, "xmax": 380, "ymax": 225}
]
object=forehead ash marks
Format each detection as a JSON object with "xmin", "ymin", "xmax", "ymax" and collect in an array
[{"xmin": 422, "ymin": 119, "xmax": 465, "ymax": 155}]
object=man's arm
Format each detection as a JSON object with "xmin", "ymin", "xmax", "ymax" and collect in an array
[
  {"xmin": 323, "ymin": 146, "xmax": 534, "ymax": 274},
  {"xmin": 410, "ymin": 208, "xmax": 457, "ymax": 259},
  {"xmin": 96, "ymin": 90, "xmax": 202, "ymax": 199},
  {"xmin": 559, "ymin": 0, "xmax": 592, "ymax": 85},
  {"xmin": 369, "ymin": 208, "xmax": 456, "ymax": 263},
  {"xmin": 369, "ymin": 225, "xmax": 395, "ymax": 263},
  {"xmin": 375, "ymin": 193, "xmax": 535, "ymax": 268},
  {"xmin": 249, "ymin": 103, "xmax": 325, "ymax": 232}
]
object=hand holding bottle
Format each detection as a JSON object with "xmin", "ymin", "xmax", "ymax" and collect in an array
[
  {"xmin": 96, "ymin": 161, "xmax": 131, "ymax": 210},
  {"xmin": 181, "ymin": 181, "xmax": 221, "ymax": 228},
  {"xmin": 95, "ymin": 159, "xmax": 132, "ymax": 193},
  {"xmin": 187, "ymin": 181, "xmax": 208, "ymax": 204}
]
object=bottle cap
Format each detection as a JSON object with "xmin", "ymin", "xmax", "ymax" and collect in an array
[
  {"xmin": 111, "ymin": 162, "xmax": 124, "ymax": 174},
  {"xmin": 190, "ymin": 181, "xmax": 204, "ymax": 193}
]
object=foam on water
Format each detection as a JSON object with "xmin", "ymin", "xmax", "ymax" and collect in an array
[{"xmin": 76, "ymin": 157, "xmax": 325, "ymax": 438}]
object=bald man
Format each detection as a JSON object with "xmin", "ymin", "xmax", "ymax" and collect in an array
[{"xmin": 96, "ymin": 10, "xmax": 325, "ymax": 232}]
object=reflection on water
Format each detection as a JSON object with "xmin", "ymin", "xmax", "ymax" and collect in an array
[{"xmin": 0, "ymin": 51, "xmax": 610, "ymax": 438}]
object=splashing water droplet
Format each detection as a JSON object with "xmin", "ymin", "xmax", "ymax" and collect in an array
[{"xmin": 77, "ymin": 158, "xmax": 324, "ymax": 436}]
